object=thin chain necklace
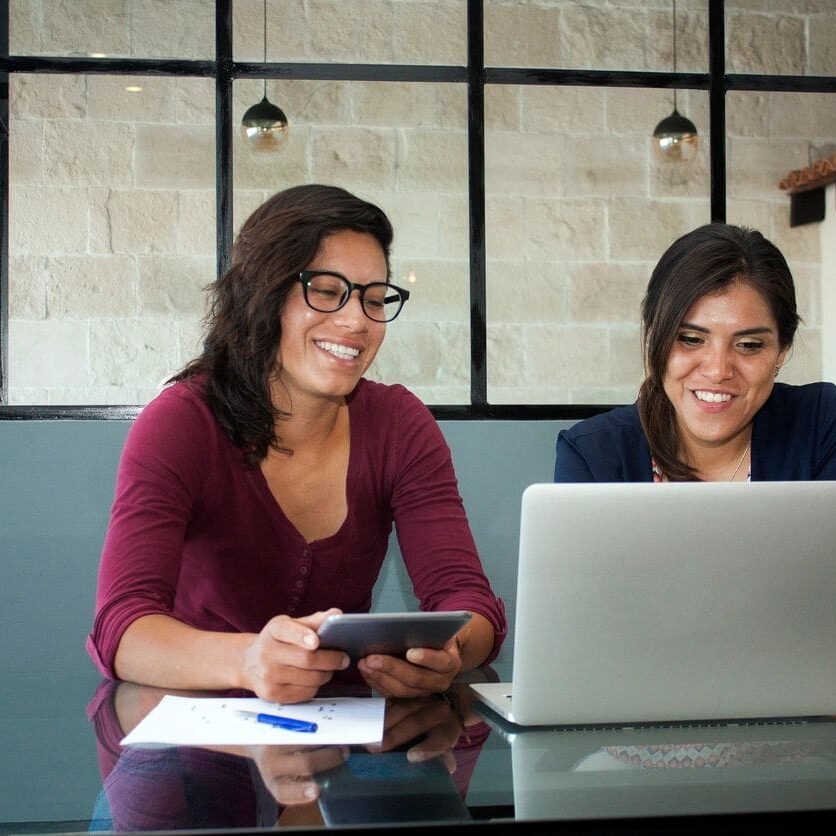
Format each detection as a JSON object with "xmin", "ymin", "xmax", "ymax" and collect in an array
[{"xmin": 728, "ymin": 441, "xmax": 751, "ymax": 482}]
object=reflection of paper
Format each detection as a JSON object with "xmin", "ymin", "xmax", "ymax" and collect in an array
[{"xmin": 121, "ymin": 695, "xmax": 385, "ymax": 747}]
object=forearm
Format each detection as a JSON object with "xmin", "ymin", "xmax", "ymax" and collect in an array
[
  {"xmin": 457, "ymin": 612, "xmax": 494, "ymax": 671},
  {"xmin": 114, "ymin": 614, "xmax": 253, "ymax": 691}
]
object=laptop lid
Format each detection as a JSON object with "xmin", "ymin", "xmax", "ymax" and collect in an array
[{"xmin": 482, "ymin": 482, "xmax": 836, "ymax": 726}]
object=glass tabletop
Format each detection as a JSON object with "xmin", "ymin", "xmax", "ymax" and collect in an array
[{"xmin": 2, "ymin": 670, "xmax": 835, "ymax": 833}]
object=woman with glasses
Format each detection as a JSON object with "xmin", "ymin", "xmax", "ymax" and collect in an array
[
  {"xmin": 555, "ymin": 223, "xmax": 836, "ymax": 483},
  {"xmin": 88, "ymin": 184, "xmax": 506, "ymax": 704}
]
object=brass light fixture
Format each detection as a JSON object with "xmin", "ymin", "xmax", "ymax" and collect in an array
[
  {"xmin": 241, "ymin": 0, "xmax": 288, "ymax": 151},
  {"xmin": 653, "ymin": 0, "xmax": 698, "ymax": 163}
]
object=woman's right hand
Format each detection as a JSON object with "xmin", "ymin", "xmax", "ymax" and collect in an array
[{"xmin": 242, "ymin": 608, "xmax": 350, "ymax": 703}]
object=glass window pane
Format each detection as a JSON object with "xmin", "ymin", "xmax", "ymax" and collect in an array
[
  {"xmin": 233, "ymin": 0, "xmax": 466, "ymax": 65},
  {"xmin": 485, "ymin": 84, "xmax": 710, "ymax": 405},
  {"xmin": 232, "ymin": 79, "xmax": 470, "ymax": 404},
  {"xmin": 8, "ymin": 74, "xmax": 216, "ymax": 405},
  {"xmin": 726, "ymin": 1, "xmax": 836, "ymax": 76},
  {"xmin": 727, "ymin": 90, "xmax": 836, "ymax": 387},
  {"xmin": 485, "ymin": 0, "xmax": 708, "ymax": 73},
  {"xmin": 9, "ymin": 0, "xmax": 215, "ymax": 60}
]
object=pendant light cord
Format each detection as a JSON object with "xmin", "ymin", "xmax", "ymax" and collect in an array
[
  {"xmin": 262, "ymin": 0, "xmax": 268, "ymax": 99},
  {"xmin": 672, "ymin": 0, "xmax": 678, "ymax": 111}
]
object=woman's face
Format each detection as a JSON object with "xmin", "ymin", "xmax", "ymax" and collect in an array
[
  {"xmin": 275, "ymin": 229, "xmax": 388, "ymax": 406},
  {"xmin": 662, "ymin": 280, "xmax": 788, "ymax": 454}
]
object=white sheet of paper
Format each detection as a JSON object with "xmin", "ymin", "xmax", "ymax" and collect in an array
[{"xmin": 120, "ymin": 695, "xmax": 385, "ymax": 747}]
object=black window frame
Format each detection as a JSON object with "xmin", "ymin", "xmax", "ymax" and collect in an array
[{"xmin": 1, "ymin": 0, "xmax": 834, "ymax": 422}]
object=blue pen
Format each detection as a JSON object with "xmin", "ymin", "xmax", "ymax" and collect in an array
[{"xmin": 234, "ymin": 710, "xmax": 318, "ymax": 733}]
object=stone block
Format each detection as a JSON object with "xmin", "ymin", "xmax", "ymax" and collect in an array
[
  {"xmin": 521, "ymin": 87, "xmax": 606, "ymax": 135},
  {"xmin": 10, "ymin": 73, "xmax": 86, "ymax": 119},
  {"xmin": 790, "ymin": 263, "xmax": 821, "ymax": 328},
  {"xmin": 353, "ymin": 82, "xmax": 464, "ymax": 130},
  {"xmin": 649, "ymin": 137, "xmax": 711, "ymax": 199},
  {"xmin": 486, "ymin": 86, "xmax": 521, "ymax": 132},
  {"xmin": 436, "ymin": 194, "xmax": 471, "ymax": 260},
  {"xmin": 487, "ymin": 261, "xmax": 569, "ymax": 324},
  {"xmin": 10, "ymin": 120, "xmax": 44, "ymax": 184},
  {"xmin": 562, "ymin": 134, "xmax": 648, "ymax": 198},
  {"xmin": 386, "ymin": 193, "xmax": 443, "ymax": 257},
  {"xmin": 307, "ymin": 0, "xmax": 394, "ymax": 62},
  {"xmin": 768, "ymin": 92, "xmax": 836, "ymax": 141},
  {"xmin": 233, "ymin": 124, "xmax": 309, "ymax": 192},
  {"xmin": 87, "ymin": 75, "xmax": 177, "ymax": 122},
  {"xmin": 393, "ymin": 1, "xmax": 466, "ymax": 65},
  {"xmin": 783, "ymin": 328, "xmax": 822, "ymax": 385},
  {"xmin": 177, "ymin": 190, "xmax": 217, "ymax": 257},
  {"xmin": 176, "ymin": 78, "xmax": 216, "ymax": 126},
  {"xmin": 9, "ymin": 319, "xmax": 89, "ymax": 387},
  {"xmin": 725, "ymin": 198, "xmax": 773, "ymax": 234},
  {"xmin": 560, "ymin": 4, "xmax": 653, "ymax": 71},
  {"xmin": 9, "ymin": 255, "xmax": 48, "ymax": 320},
  {"xmin": 568, "ymin": 384, "xmax": 639, "ymax": 406},
  {"xmin": 485, "ymin": 130, "xmax": 568, "ymax": 197},
  {"xmin": 487, "ymin": 384, "xmax": 571, "ymax": 406},
  {"xmin": 608, "ymin": 327, "xmax": 645, "ymax": 387},
  {"xmin": 607, "ymin": 88, "xmax": 671, "ymax": 136},
  {"xmin": 43, "ymin": 121, "xmax": 134, "ymax": 187},
  {"xmin": 727, "ymin": 92, "xmax": 770, "ymax": 137},
  {"xmin": 232, "ymin": 191, "xmax": 273, "ymax": 237},
  {"xmin": 138, "ymin": 254, "xmax": 213, "ymax": 316},
  {"xmin": 768, "ymin": 202, "xmax": 821, "ymax": 264},
  {"xmin": 263, "ymin": 80, "xmax": 351, "ymax": 127},
  {"xmin": 89, "ymin": 318, "xmax": 181, "ymax": 387},
  {"xmin": 727, "ymin": 13, "xmax": 805, "ymax": 75},
  {"xmin": 45, "ymin": 385, "xmax": 144, "ymax": 405},
  {"xmin": 136, "ymin": 125, "xmax": 215, "ymax": 188},
  {"xmin": 178, "ymin": 318, "xmax": 208, "ymax": 367},
  {"xmin": 568, "ymin": 263, "xmax": 648, "ymax": 324},
  {"xmin": 486, "ymin": 323, "xmax": 528, "ymax": 389},
  {"xmin": 407, "ymin": 384, "xmax": 469, "ymax": 406},
  {"xmin": 727, "ymin": 137, "xmax": 809, "ymax": 200},
  {"xmin": 41, "ymin": 0, "xmax": 130, "ymax": 57},
  {"xmin": 485, "ymin": 1, "xmax": 561, "ymax": 67},
  {"xmin": 525, "ymin": 324, "xmax": 613, "ymax": 388},
  {"xmin": 397, "ymin": 129, "xmax": 468, "ymax": 193},
  {"xmin": 609, "ymin": 198, "xmax": 708, "ymax": 261},
  {"xmin": 7, "ymin": 387, "xmax": 49, "ymax": 406},
  {"xmin": 95, "ymin": 189, "xmax": 179, "ymax": 254},
  {"xmin": 130, "ymin": 0, "xmax": 214, "ymax": 59},
  {"xmin": 311, "ymin": 127, "xmax": 396, "ymax": 190},
  {"xmin": 523, "ymin": 198, "xmax": 608, "ymax": 261},
  {"xmin": 10, "ymin": 186, "xmax": 89, "ymax": 255},
  {"xmin": 370, "ymin": 320, "xmax": 446, "ymax": 387},
  {"xmin": 486, "ymin": 196, "xmax": 525, "ymax": 261},
  {"xmin": 46, "ymin": 254, "xmax": 138, "ymax": 318},
  {"xmin": 388, "ymin": 258, "xmax": 469, "ymax": 323},
  {"xmin": 649, "ymin": 5, "xmax": 708, "ymax": 73},
  {"xmin": 809, "ymin": 18, "xmax": 836, "ymax": 76},
  {"xmin": 9, "ymin": 0, "xmax": 38, "ymax": 53}
]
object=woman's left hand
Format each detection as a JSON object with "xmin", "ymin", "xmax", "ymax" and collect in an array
[{"xmin": 356, "ymin": 636, "xmax": 462, "ymax": 698}]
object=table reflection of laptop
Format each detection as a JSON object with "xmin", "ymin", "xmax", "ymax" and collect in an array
[
  {"xmin": 482, "ymin": 714, "xmax": 836, "ymax": 820},
  {"xmin": 471, "ymin": 482, "xmax": 836, "ymax": 726}
]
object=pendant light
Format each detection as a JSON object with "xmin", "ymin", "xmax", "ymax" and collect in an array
[
  {"xmin": 652, "ymin": 0, "xmax": 698, "ymax": 163},
  {"xmin": 241, "ymin": 0, "xmax": 288, "ymax": 151}
]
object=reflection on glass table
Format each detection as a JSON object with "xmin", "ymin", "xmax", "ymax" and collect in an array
[
  {"xmin": 476, "ymin": 704, "xmax": 836, "ymax": 822},
  {"xmin": 87, "ymin": 680, "xmax": 490, "ymax": 830}
]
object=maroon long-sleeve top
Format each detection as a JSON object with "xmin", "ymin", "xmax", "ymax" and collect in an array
[{"xmin": 87, "ymin": 378, "xmax": 506, "ymax": 677}]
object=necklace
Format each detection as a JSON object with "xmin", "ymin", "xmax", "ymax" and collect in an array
[{"xmin": 728, "ymin": 441, "xmax": 751, "ymax": 482}]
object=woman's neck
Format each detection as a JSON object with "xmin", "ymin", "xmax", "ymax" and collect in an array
[{"xmin": 681, "ymin": 430, "xmax": 753, "ymax": 482}]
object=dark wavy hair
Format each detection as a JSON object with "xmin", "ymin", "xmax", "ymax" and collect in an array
[
  {"xmin": 172, "ymin": 184, "xmax": 393, "ymax": 465},
  {"xmin": 638, "ymin": 223, "xmax": 799, "ymax": 481}
]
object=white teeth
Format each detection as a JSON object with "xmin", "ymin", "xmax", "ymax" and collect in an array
[
  {"xmin": 315, "ymin": 340, "xmax": 360, "ymax": 360},
  {"xmin": 694, "ymin": 390, "xmax": 732, "ymax": 403}
]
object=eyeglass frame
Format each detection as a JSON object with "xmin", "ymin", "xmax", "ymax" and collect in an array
[{"xmin": 297, "ymin": 270, "xmax": 411, "ymax": 323}]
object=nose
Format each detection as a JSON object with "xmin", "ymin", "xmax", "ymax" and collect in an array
[
  {"xmin": 333, "ymin": 288, "xmax": 368, "ymax": 329},
  {"xmin": 701, "ymin": 344, "xmax": 733, "ymax": 382}
]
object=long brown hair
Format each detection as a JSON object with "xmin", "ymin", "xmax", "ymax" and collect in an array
[
  {"xmin": 638, "ymin": 223, "xmax": 799, "ymax": 481},
  {"xmin": 172, "ymin": 184, "xmax": 393, "ymax": 465}
]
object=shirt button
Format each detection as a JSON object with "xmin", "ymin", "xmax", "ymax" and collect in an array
[
  {"xmin": 303, "ymin": 547, "xmax": 311, "ymax": 557},
  {"xmin": 296, "ymin": 579, "xmax": 304, "ymax": 589},
  {"xmin": 300, "ymin": 565, "xmax": 308, "ymax": 575}
]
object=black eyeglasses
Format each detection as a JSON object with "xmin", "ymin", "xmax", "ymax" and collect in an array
[{"xmin": 297, "ymin": 271, "xmax": 410, "ymax": 323}]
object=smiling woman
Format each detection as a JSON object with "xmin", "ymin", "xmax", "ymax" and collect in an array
[
  {"xmin": 86, "ymin": 184, "xmax": 506, "ymax": 707},
  {"xmin": 554, "ymin": 223, "xmax": 836, "ymax": 483}
]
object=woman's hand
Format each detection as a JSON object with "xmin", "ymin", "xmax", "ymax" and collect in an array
[
  {"xmin": 242, "ymin": 608, "xmax": 350, "ymax": 703},
  {"xmin": 356, "ymin": 636, "xmax": 462, "ymax": 699}
]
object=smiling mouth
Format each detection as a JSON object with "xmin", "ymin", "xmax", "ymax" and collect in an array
[
  {"xmin": 694, "ymin": 390, "xmax": 733, "ymax": 404},
  {"xmin": 315, "ymin": 340, "xmax": 360, "ymax": 361}
]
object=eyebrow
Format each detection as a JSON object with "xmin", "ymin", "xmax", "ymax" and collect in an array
[{"xmin": 679, "ymin": 322, "xmax": 775, "ymax": 337}]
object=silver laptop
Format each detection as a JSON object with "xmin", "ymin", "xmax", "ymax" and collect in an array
[{"xmin": 471, "ymin": 482, "xmax": 836, "ymax": 726}]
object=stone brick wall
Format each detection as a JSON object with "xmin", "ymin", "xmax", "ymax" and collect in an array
[{"xmin": 6, "ymin": 0, "xmax": 834, "ymax": 405}]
